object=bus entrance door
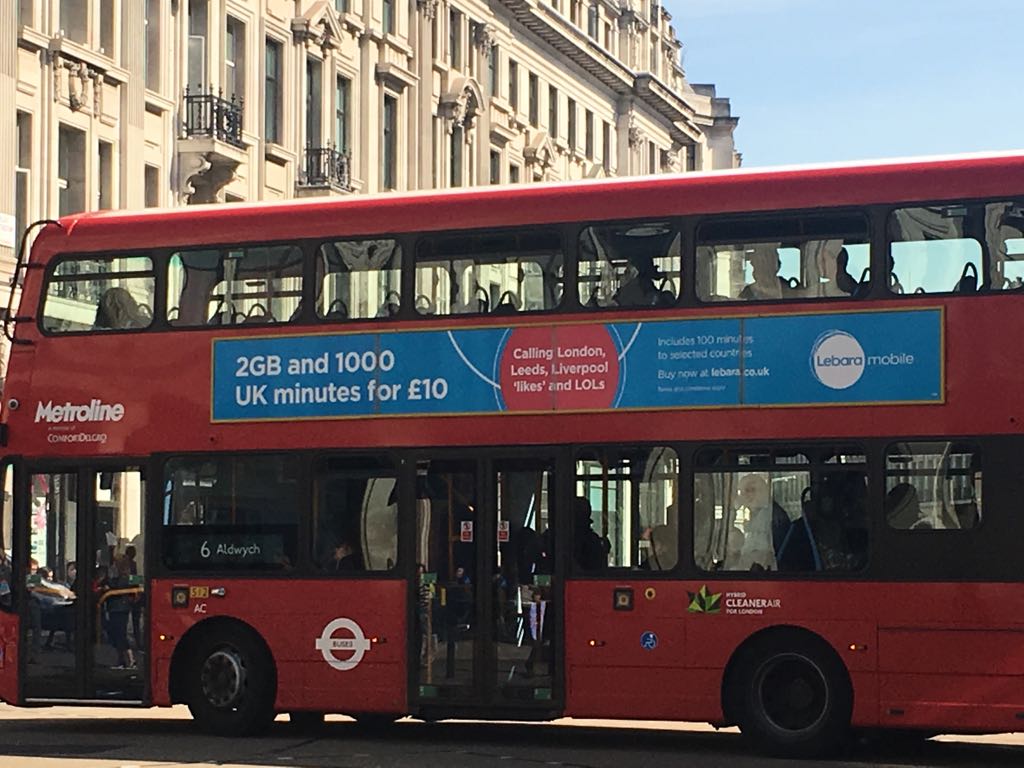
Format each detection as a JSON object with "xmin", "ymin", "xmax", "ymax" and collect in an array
[
  {"xmin": 21, "ymin": 466, "xmax": 145, "ymax": 704},
  {"xmin": 488, "ymin": 458, "xmax": 558, "ymax": 708},
  {"xmin": 414, "ymin": 456, "xmax": 560, "ymax": 713}
]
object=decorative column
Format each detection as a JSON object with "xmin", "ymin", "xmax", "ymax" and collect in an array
[
  {"xmin": 120, "ymin": 0, "xmax": 147, "ymax": 208},
  {"xmin": 415, "ymin": 0, "xmax": 439, "ymax": 189},
  {"xmin": 471, "ymin": 22, "xmax": 495, "ymax": 186}
]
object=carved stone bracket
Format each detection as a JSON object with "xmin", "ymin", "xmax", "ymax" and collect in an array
[
  {"xmin": 472, "ymin": 22, "xmax": 497, "ymax": 58},
  {"xmin": 417, "ymin": 0, "xmax": 439, "ymax": 20},
  {"xmin": 176, "ymin": 152, "xmax": 212, "ymax": 204},
  {"xmin": 627, "ymin": 113, "xmax": 643, "ymax": 148},
  {"xmin": 88, "ymin": 68, "xmax": 104, "ymax": 115},
  {"xmin": 53, "ymin": 54, "xmax": 97, "ymax": 113},
  {"xmin": 176, "ymin": 149, "xmax": 240, "ymax": 204},
  {"xmin": 661, "ymin": 146, "xmax": 681, "ymax": 173}
]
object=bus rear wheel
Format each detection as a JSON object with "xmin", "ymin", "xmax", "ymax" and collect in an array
[
  {"xmin": 186, "ymin": 625, "xmax": 276, "ymax": 736},
  {"xmin": 732, "ymin": 633, "xmax": 851, "ymax": 758}
]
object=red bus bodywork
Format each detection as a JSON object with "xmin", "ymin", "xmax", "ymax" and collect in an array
[{"xmin": 2, "ymin": 152, "xmax": 1024, "ymax": 751}]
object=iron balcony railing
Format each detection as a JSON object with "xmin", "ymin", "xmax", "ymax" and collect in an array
[
  {"xmin": 182, "ymin": 88, "xmax": 245, "ymax": 148},
  {"xmin": 299, "ymin": 145, "xmax": 352, "ymax": 191}
]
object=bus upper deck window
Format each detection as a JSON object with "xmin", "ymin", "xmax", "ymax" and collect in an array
[
  {"xmin": 577, "ymin": 222, "xmax": 680, "ymax": 309},
  {"xmin": 993, "ymin": 202, "xmax": 1024, "ymax": 290},
  {"xmin": 890, "ymin": 200, "xmax": 1024, "ymax": 294},
  {"xmin": 696, "ymin": 214, "xmax": 869, "ymax": 303},
  {"xmin": 414, "ymin": 230, "xmax": 563, "ymax": 316},
  {"xmin": 168, "ymin": 245, "xmax": 303, "ymax": 326},
  {"xmin": 316, "ymin": 239, "xmax": 402, "ymax": 321},
  {"xmin": 889, "ymin": 206, "xmax": 982, "ymax": 295},
  {"xmin": 42, "ymin": 256, "xmax": 155, "ymax": 334}
]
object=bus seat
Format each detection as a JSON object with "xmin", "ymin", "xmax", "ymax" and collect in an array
[
  {"xmin": 243, "ymin": 304, "xmax": 275, "ymax": 324},
  {"xmin": 491, "ymin": 290, "xmax": 521, "ymax": 315},
  {"xmin": 885, "ymin": 483, "xmax": 926, "ymax": 529},
  {"xmin": 378, "ymin": 291, "xmax": 401, "ymax": 318},
  {"xmin": 956, "ymin": 262, "xmax": 978, "ymax": 293},
  {"xmin": 322, "ymin": 299, "xmax": 348, "ymax": 321}
]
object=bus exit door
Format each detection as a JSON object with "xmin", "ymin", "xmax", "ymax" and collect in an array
[
  {"xmin": 414, "ymin": 455, "xmax": 561, "ymax": 712},
  {"xmin": 20, "ymin": 466, "xmax": 145, "ymax": 703}
]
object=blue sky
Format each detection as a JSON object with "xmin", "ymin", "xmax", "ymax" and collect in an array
[{"xmin": 665, "ymin": 0, "xmax": 1021, "ymax": 167}]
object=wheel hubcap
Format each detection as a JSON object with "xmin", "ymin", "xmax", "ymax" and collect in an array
[
  {"xmin": 756, "ymin": 653, "xmax": 829, "ymax": 734},
  {"xmin": 200, "ymin": 648, "xmax": 246, "ymax": 709}
]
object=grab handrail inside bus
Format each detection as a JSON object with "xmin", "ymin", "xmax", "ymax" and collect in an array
[{"xmin": 4, "ymin": 219, "xmax": 63, "ymax": 346}]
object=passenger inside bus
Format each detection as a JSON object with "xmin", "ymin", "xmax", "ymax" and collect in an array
[
  {"xmin": 573, "ymin": 496, "xmax": 610, "ymax": 571},
  {"xmin": 734, "ymin": 474, "xmax": 817, "ymax": 572},
  {"xmin": 94, "ymin": 287, "xmax": 150, "ymax": 330},
  {"xmin": 808, "ymin": 240, "xmax": 853, "ymax": 297},
  {"xmin": 641, "ymin": 523, "xmax": 678, "ymax": 570},
  {"xmin": 325, "ymin": 536, "xmax": 361, "ymax": 571},
  {"xmin": 739, "ymin": 248, "xmax": 794, "ymax": 301},
  {"xmin": 834, "ymin": 248, "xmax": 860, "ymax": 295},
  {"xmin": 612, "ymin": 261, "xmax": 669, "ymax": 307},
  {"xmin": 802, "ymin": 471, "xmax": 868, "ymax": 570}
]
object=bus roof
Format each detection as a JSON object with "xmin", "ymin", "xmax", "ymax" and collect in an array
[{"xmin": 43, "ymin": 150, "xmax": 1024, "ymax": 255}]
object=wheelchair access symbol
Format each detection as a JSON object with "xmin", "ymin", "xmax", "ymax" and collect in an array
[
  {"xmin": 315, "ymin": 618, "xmax": 372, "ymax": 671},
  {"xmin": 640, "ymin": 631, "xmax": 658, "ymax": 651}
]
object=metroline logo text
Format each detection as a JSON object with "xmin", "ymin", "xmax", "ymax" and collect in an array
[{"xmin": 34, "ymin": 399, "xmax": 125, "ymax": 424}]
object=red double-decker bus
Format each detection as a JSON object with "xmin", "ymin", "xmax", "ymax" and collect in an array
[{"xmin": 0, "ymin": 152, "xmax": 1022, "ymax": 757}]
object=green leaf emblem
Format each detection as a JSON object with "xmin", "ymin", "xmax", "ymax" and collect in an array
[{"xmin": 687, "ymin": 585, "xmax": 722, "ymax": 614}]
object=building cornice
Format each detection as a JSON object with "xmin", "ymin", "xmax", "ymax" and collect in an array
[
  {"xmin": 498, "ymin": 0, "xmax": 702, "ymax": 137},
  {"xmin": 633, "ymin": 73, "xmax": 699, "ymax": 140}
]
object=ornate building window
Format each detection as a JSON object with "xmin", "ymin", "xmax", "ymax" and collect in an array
[
  {"xmin": 383, "ymin": 94, "xmax": 398, "ymax": 190},
  {"xmin": 450, "ymin": 125, "xmax": 464, "ymax": 187},
  {"xmin": 265, "ymin": 39, "xmax": 282, "ymax": 144},
  {"xmin": 306, "ymin": 57, "xmax": 323, "ymax": 147},
  {"xmin": 548, "ymin": 85, "xmax": 558, "ymax": 139},
  {"xmin": 57, "ymin": 125, "xmax": 86, "ymax": 217},
  {"xmin": 145, "ymin": 0, "xmax": 161, "ymax": 90},
  {"xmin": 225, "ymin": 17, "xmax": 245, "ymax": 102},
  {"xmin": 449, "ymin": 9, "xmax": 462, "ymax": 69},
  {"xmin": 336, "ymin": 76, "xmax": 351, "ymax": 152},
  {"xmin": 508, "ymin": 59, "xmax": 519, "ymax": 109},
  {"xmin": 528, "ymin": 73, "xmax": 539, "ymax": 126}
]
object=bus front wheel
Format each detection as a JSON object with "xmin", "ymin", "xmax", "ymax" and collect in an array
[
  {"xmin": 186, "ymin": 625, "xmax": 276, "ymax": 736},
  {"xmin": 732, "ymin": 633, "xmax": 852, "ymax": 758}
]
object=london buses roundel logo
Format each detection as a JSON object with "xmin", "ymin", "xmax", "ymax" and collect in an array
[
  {"xmin": 315, "ymin": 618, "xmax": 372, "ymax": 671},
  {"xmin": 810, "ymin": 330, "xmax": 865, "ymax": 390}
]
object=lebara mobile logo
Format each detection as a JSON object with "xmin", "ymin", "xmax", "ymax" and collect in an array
[
  {"xmin": 810, "ymin": 330, "xmax": 865, "ymax": 390},
  {"xmin": 34, "ymin": 399, "xmax": 125, "ymax": 424},
  {"xmin": 687, "ymin": 585, "xmax": 722, "ymax": 614}
]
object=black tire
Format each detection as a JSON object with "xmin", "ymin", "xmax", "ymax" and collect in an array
[
  {"xmin": 186, "ymin": 625, "xmax": 276, "ymax": 737},
  {"xmin": 731, "ymin": 633, "xmax": 852, "ymax": 759},
  {"xmin": 290, "ymin": 711, "xmax": 327, "ymax": 733}
]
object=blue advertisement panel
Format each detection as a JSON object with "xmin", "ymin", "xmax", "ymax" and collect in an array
[{"xmin": 211, "ymin": 308, "xmax": 942, "ymax": 422}]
